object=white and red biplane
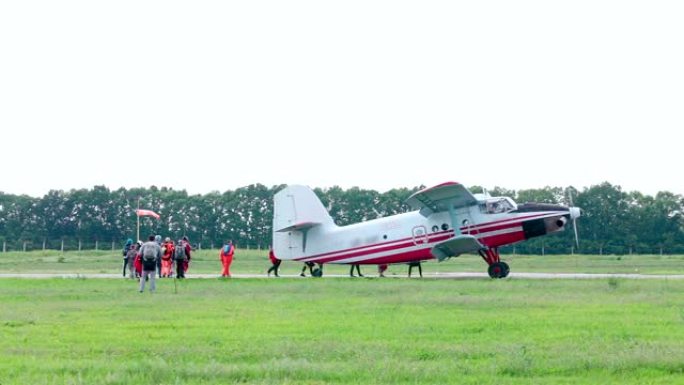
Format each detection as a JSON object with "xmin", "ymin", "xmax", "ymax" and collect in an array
[{"xmin": 272, "ymin": 182, "xmax": 580, "ymax": 278}]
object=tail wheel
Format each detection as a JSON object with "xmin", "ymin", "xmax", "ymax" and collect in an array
[
  {"xmin": 312, "ymin": 268, "xmax": 323, "ymax": 278},
  {"xmin": 488, "ymin": 262, "xmax": 509, "ymax": 279}
]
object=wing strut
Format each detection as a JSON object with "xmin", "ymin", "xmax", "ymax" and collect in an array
[{"xmin": 448, "ymin": 204, "xmax": 461, "ymax": 236}]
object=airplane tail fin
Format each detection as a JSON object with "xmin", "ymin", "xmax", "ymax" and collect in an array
[{"xmin": 272, "ymin": 185, "xmax": 335, "ymax": 260}]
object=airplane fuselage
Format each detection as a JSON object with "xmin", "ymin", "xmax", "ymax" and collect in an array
[{"xmin": 290, "ymin": 206, "xmax": 570, "ymax": 265}]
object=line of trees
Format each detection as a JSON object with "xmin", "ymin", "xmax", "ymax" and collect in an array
[{"xmin": 0, "ymin": 182, "xmax": 682, "ymax": 254}]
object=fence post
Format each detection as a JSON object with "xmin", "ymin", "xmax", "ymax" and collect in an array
[
  {"xmin": 111, "ymin": 241, "xmax": 115, "ymax": 251},
  {"xmin": 43, "ymin": 239, "xmax": 46, "ymax": 250},
  {"xmin": 95, "ymin": 240, "xmax": 98, "ymax": 251},
  {"xmin": 2, "ymin": 241, "xmax": 5, "ymax": 252},
  {"xmin": 61, "ymin": 240, "xmax": 64, "ymax": 253},
  {"xmin": 198, "ymin": 242, "xmax": 202, "ymax": 250},
  {"xmin": 23, "ymin": 241, "xmax": 27, "ymax": 252},
  {"xmin": 78, "ymin": 240, "xmax": 82, "ymax": 251}
]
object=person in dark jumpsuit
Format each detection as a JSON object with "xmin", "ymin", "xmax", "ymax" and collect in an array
[
  {"xmin": 408, "ymin": 261, "xmax": 423, "ymax": 277},
  {"xmin": 349, "ymin": 264, "xmax": 363, "ymax": 277},
  {"xmin": 300, "ymin": 261, "xmax": 315, "ymax": 277},
  {"xmin": 122, "ymin": 238, "xmax": 133, "ymax": 277}
]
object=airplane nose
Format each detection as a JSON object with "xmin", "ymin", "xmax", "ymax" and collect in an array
[{"xmin": 569, "ymin": 207, "xmax": 581, "ymax": 220}]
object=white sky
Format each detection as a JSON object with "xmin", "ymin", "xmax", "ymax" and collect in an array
[{"xmin": 1, "ymin": 1, "xmax": 682, "ymax": 198}]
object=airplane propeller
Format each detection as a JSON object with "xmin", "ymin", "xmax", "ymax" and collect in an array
[
  {"xmin": 567, "ymin": 190, "xmax": 580, "ymax": 249},
  {"xmin": 569, "ymin": 207, "xmax": 580, "ymax": 248}
]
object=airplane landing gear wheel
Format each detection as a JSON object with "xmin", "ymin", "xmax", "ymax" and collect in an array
[
  {"xmin": 480, "ymin": 248, "xmax": 509, "ymax": 278},
  {"xmin": 501, "ymin": 261, "xmax": 510, "ymax": 277},
  {"xmin": 312, "ymin": 268, "xmax": 323, "ymax": 278},
  {"xmin": 488, "ymin": 262, "xmax": 509, "ymax": 279}
]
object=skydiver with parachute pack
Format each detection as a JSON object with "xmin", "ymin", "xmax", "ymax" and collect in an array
[
  {"xmin": 138, "ymin": 235, "xmax": 161, "ymax": 292},
  {"xmin": 174, "ymin": 237, "xmax": 190, "ymax": 278}
]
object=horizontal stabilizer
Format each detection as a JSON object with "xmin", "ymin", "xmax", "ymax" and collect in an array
[
  {"xmin": 273, "ymin": 185, "xmax": 335, "ymax": 234},
  {"xmin": 431, "ymin": 235, "xmax": 484, "ymax": 261},
  {"xmin": 275, "ymin": 221, "xmax": 321, "ymax": 233}
]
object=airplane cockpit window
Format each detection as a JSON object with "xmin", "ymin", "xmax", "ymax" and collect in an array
[{"xmin": 481, "ymin": 198, "xmax": 516, "ymax": 214}]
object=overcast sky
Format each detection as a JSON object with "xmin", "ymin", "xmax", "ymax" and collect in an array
[{"xmin": 1, "ymin": 1, "xmax": 682, "ymax": 198}]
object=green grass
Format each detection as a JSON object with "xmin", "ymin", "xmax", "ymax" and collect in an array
[
  {"xmin": 1, "ymin": 249, "xmax": 684, "ymax": 276},
  {"xmin": 1, "ymin": 278, "xmax": 684, "ymax": 384}
]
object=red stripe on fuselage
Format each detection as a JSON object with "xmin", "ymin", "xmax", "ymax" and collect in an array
[
  {"xmin": 463, "ymin": 221, "xmax": 524, "ymax": 235},
  {"xmin": 478, "ymin": 230, "xmax": 526, "ymax": 248},
  {"xmin": 296, "ymin": 230, "xmax": 454, "ymax": 261},
  {"xmin": 305, "ymin": 233, "xmax": 453, "ymax": 264},
  {"xmin": 459, "ymin": 213, "xmax": 555, "ymax": 233}
]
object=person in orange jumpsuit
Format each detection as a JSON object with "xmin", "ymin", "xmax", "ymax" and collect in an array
[
  {"xmin": 378, "ymin": 264, "xmax": 388, "ymax": 277},
  {"xmin": 219, "ymin": 240, "xmax": 235, "ymax": 277},
  {"xmin": 161, "ymin": 237, "xmax": 175, "ymax": 277}
]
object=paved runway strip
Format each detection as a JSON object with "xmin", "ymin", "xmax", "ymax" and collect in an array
[{"xmin": 1, "ymin": 272, "xmax": 683, "ymax": 280}]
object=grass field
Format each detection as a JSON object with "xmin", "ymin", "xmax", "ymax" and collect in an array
[
  {"xmin": 2, "ymin": 251, "xmax": 684, "ymax": 384},
  {"xmin": 1, "ymin": 278, "xmax": 684, "ymax": 384},
  {"xmin": 1, "ymin": 249, "xmax": 684, "ymax": 276}
]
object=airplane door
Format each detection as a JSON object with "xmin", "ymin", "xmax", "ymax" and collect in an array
[
  {"xmin": 454, "ymin": 208, "xmax": 474, "ymax": 235},
  {"xmin": 412, "ymin": 225, "xmax": 429, "ymax": 246},
  {"xmin": 459, "ymin": 212, "xmax": 474, "ymax": 235}
]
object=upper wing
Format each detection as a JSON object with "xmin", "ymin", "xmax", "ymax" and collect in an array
[
  {"xmin": 406, "ymin": 182, "xmax": 478, "ymax": 216},
  {"xmin": 431, "ymin": 235, "xmax": 484, "ymax": 261}
]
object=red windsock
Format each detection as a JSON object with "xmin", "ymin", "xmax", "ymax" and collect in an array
[{"xmin": 136, "ymin": 209, "xmax": 160, "ymax": 219}]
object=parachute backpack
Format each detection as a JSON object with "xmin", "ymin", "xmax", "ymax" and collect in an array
[
  {"xmin": 174, "ymin": 241, "xmax": 187, "ymax": 261},
  {"xmin": 142, "ymin": 243, "xmax": 157, "ymax": 262}
]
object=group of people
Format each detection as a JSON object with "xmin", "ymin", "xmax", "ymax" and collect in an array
[
  {"xmin": 348, "ymin": 262, "xmax": 422, "ymax": 278},
  {"xmin": 266, "ymin": 257, "xmax": 423, "ymax": 278},
  {"xmin": 265, "ymin": 249, "xmax": 314, "ymax": 278},
  {"xmin": 122, "ymin": 235, "xmax": 193, "ymax": 292},
  {"xmin": 124, "ymin": 238, "xmax": 423, "ymax": 288}
]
